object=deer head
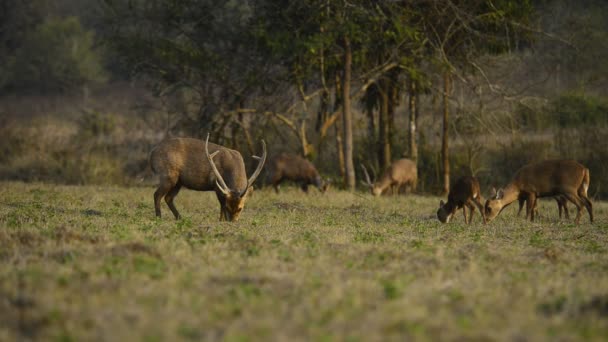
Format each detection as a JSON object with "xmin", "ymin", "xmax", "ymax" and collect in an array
[
  {"xmin": 360, "ymin": 164, "xmax": 382, "ymax": 196},
  {"xmin": 437, "ymin": 200, "xmax": 454, "ymax": 223},
  {"xmin": 484, "ymin": 187, "xmax": 505, "ymax": 221},
  {"xmin": 205, "ymin": 134, "xmax": 266, "ymax": 221}
]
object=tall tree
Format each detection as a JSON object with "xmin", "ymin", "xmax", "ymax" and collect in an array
[
  {"xmin": 378, "ymin": 79, "xmax": 391, "ymax": 170},
  {"xmin": 408, "ymin": 78, "xmax": 418, "ymax": 162},
  {"xmin": 441, "ymin": 72, "xmax": 451, "ymax": 194},
  {"xmin": 342, "ymin": 36, "xmax": 355, "ymax": 190}
]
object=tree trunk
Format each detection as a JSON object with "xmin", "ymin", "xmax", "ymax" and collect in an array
[
  {"xmin": 442, "ymin": 72, "xmax": 451, "ymax": 195},
  {"xmin": 316, "ymin": 89, "xmax": 330, "ymax": 132},
  {"xmin": 388, "ymin": 81, "xmax": 397, "ymax": 160},
  {"xmin": 335, "ymin": 74, "xmax": 345, "ymax": 183},
  {"xmin": 231, "ymin": 120, "xmax": 239, "ymax": 150},
  {"xmin": 316, "ymin": 20, "xmax": 329, "ymax": 133},
  {"xmin": 378, "ymin": 80, "xmax": 391, "ymax": 170},
  {"xmin": 366, "ymin": 101, "xmax": 376, "ymax": 165},
  {"xmin": 408, "ymin": 80, "xmax": 418, "ymax": 162},
  {"xmin": 342, "ymin": 36, "xmax": 355, "ymax": 190}
]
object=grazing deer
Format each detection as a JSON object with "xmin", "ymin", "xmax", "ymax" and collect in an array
[
  {"xmin": 266, "ymin": 153, "xmax": 329, "ymax": 193},
  {"xmin": 485, "ymin": 160, "xmax": 592, "ymax": 224},
  {"xmin": 517, "ymin": 194, "xmax": 569, "ymax": 219},
  {"xmin": 149, "ymin": 134, "xmax": 266, "ymax": 221},
  {"xmin": 437, "ymin": 176, "xmax": 486, "ymax": 224},
  {"xmin": 361, "ymin": 159, "xmax": 417, "ymax": 196}
]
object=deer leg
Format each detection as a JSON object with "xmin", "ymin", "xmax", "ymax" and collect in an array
[
  {"xmin": 562, "ymin": 192, "xmax": 583, "ymax": 224},
  {"xmin": 462, "ymin": 206, "xmax": 468, "ymax": 224},
  {"xmin": 534, "ymin": 198, "xmax": 540, "ymax": 220},
  {"xmin": 273, "ymin": 178, "xmax": 282, "ymax": 193},
  {"xmin": 526, "ymin": 193, "xmax": 537, "ymax": 222},
  {"xmin": 164, "ymin": 184, "xmax": 182, "ymax": 220},
  {"xmin": 561, "ymin": 196, "xmax": 570, "ymax": 220},
  {"xmin": 555, "ymin": 197, "xmax": 563, "ymax": 219},
  {"xmin": 154, "ymin": 176, "xmax": 176, "ymax": 218},
  {"xmin": 301, "ymin": 184, "xmax": 309, "ymax": 193},
  {"xmin": 517, "ymin": 197, "xmax": 525, "ymax": 217},
  {"xmin": 580, "ymin": 195, "xmax": 593, "ymax": 223},
  {"xmin": 466, "ymin": 201, "xmax": 476, "ymax": 224},
  {"xmin": 577, "ymin": 186, "xmax": 592, "ymax": 222},
  {"xmin": 473, "ymin": 197, "xmax": 487, "ymax": 224}
]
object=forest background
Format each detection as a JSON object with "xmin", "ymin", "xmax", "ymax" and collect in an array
[{"xmin": 1, "ymin": 0, "xmax": 607, "ymax": 197}]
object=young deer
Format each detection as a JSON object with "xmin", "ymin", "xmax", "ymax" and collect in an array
[
  {"xmin": 149, "ymin": 134, "xmax": 266, "ymax": 221},
  {"xmin": 485, "ymin": 160, "xmax": 592, "ymax": 224},
  {"xmin": 360, "ymin": 159, "xmax": 417, "ymax": 196},
  {"xmin": 437, "ymin": 176, "xmax": 486, "ymax": 224}
]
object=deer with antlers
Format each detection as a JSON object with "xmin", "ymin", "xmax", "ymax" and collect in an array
[
  {"xmin": 361, "ymin": 159, "xmax": 417, "ymax": 196},
  {"xmin": 485, "ymin": 160, "xmax": 592, "ymax": 224},
  {"xmin": 149, "ymin": 134, "xmax": 266, "ymax": 221}
]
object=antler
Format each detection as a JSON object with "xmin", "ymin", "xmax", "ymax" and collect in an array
[
  {"xmin": 242, "ymin": 140, "xmax": 267, "ymax": 196},
  {"xmin": 360, "ymin": 164, "xmax": 374, "ymax": 188},
  {"xmin": 205, "ymin": 134, "xmax": 230, "ymax": 195}
]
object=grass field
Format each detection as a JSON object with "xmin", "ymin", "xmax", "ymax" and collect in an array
[{"xmin": 1, "ymin": 181, "xmax": 607, "ymax": 341}]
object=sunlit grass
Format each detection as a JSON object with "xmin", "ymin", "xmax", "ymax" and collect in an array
[{"xmin": 0, "ymin": 181, "xmax": 607, "ymax": 341}]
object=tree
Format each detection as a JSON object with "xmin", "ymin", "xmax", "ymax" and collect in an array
[
  {"xmin": 408, "ymin": 77, "xmax": 419, "ymax": 162},
  {"xmin": 101, "ymin": 0, "xmax": 267, "ymax": 141},
  {"xmin": 9, "ymin": 16, "xmax": 106, "ymax": 93},
  {"xmin": 253, "ymin": 0, "xmax": 413, "ymax": 188},
  {"xmin": 441, "ymin": 72, "xmax": 451, "ymax": 194},
  {"xmin": 419, "ymin": 0, "xmax": 535, "ymax": 194},
  {"xmin": 342, "ymin": 36, "xmax": 355, "ymax": 190}
]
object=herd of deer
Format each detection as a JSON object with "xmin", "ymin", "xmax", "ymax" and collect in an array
[{"xmin": 150, "ymin": 136, "xmax": 594, "ymax": 224}]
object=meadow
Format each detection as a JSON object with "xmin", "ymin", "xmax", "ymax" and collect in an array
[{"xmin": 1, "ymin": 181, "xmax": 607, "ymax": 341}]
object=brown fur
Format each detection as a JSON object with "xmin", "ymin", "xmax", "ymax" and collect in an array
[
  {"xmin": 149, "ymin": 136, "xmax": 265, "ymax": 221},
  {"xmin": 266, "ymin": 153, "xmax": 328, "ymax": 193},
  {"xmin": 361, "ymin": 159, "xmax": 417, "ymax": 196},
  {"xmin": 437, "ymin": 176, "xmax": 486, "ymax": 224},
  {"xmin": 485, "ymin": 160, "xmax": 592, "ymax": 224}
]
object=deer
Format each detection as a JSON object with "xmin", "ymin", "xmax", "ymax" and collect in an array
[
  {"xmin": 485, "ymin": 159, "xmax": 592, "ymax": 224},
  {"xmin": 266, "ymin": 153, "xmax": 329, "ymax": 193},
  {"xmin": 361, "ymin": 159, "xmax": 417, "ymax": 196},
  {"xmin": 437, "ymin": 176, "xmax": 486, "ymax": 224},
  {"xmin": 517, "ymin": 194, "xmax": 569, "ymax": 219},
  {"xmin": 149, "ymin": 134, "xmax": 266, "ymax": 222}
]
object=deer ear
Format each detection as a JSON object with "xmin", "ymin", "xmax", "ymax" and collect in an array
[
  {"xmin": 439, "ymin": 200, "xmax": 445, "ymax": 208},
  {"xmin": 497, "ymin": 188, "xmax": 504, "ymax": 199},
  {"xmin": 490, "ymin": 187, "xmax": 497, "ymax": 198}
]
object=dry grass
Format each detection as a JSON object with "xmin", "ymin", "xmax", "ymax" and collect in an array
[{"xmin": 0, "ymin": 181, "xmax": 607, "ymax": 341}]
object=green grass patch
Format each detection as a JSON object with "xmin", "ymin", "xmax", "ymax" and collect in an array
[{"xmin": 0, "ymin": 182, "xmax": 606, "ymax": 340}]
